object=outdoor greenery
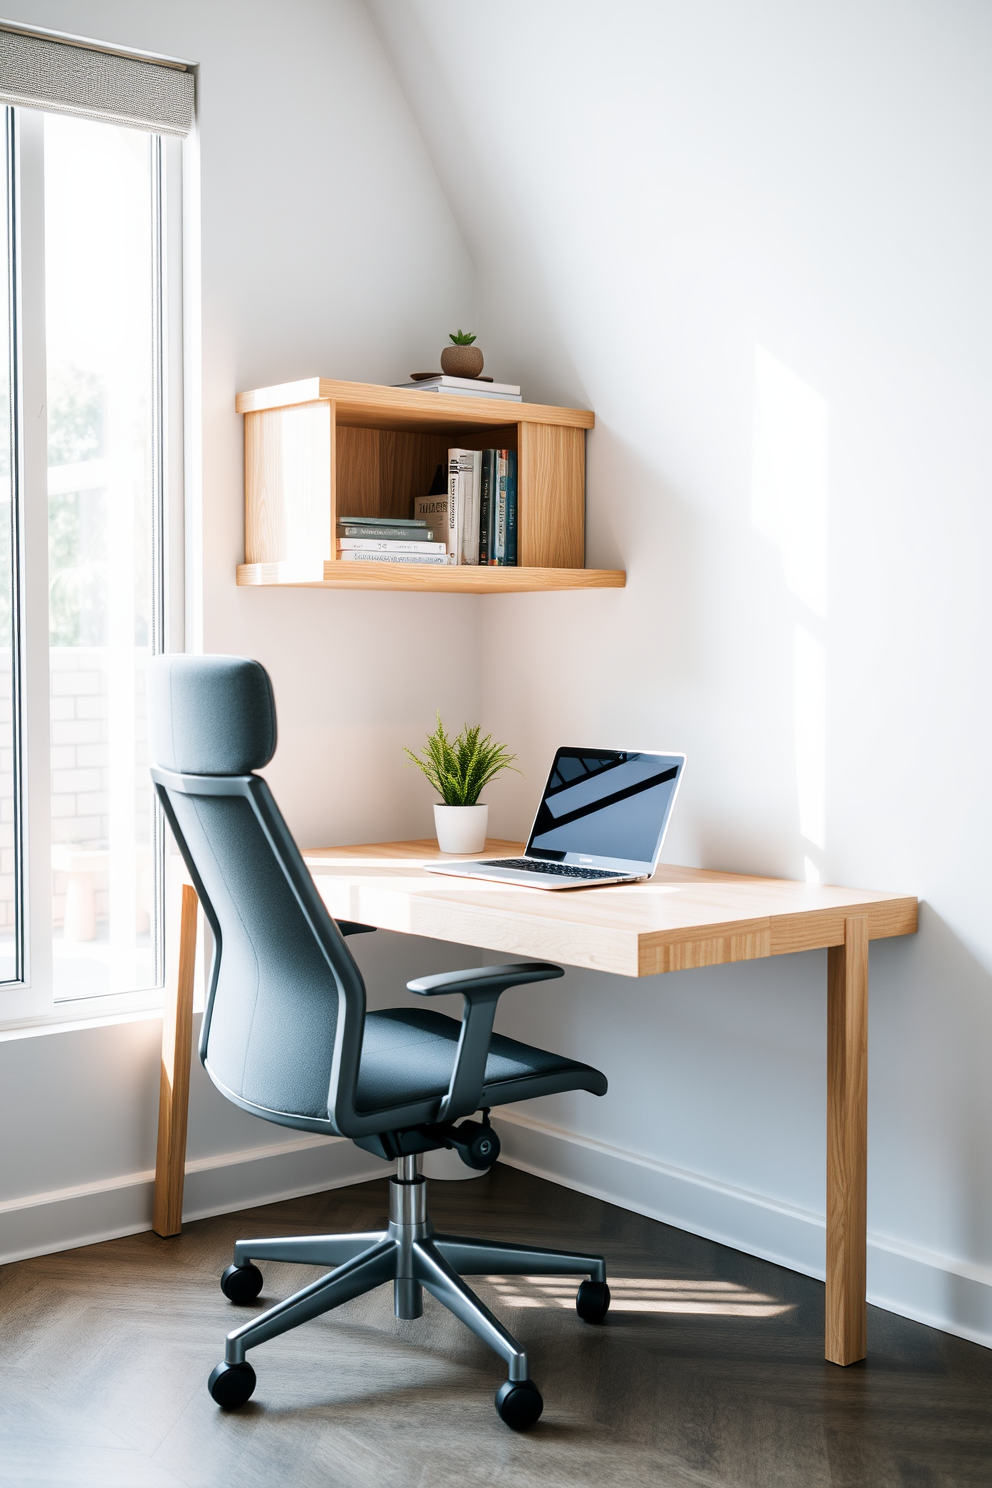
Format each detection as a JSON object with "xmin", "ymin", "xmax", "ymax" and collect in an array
[
  {"xmin": 447, "ymin": 329, "xmax": 477, "ymax": 345},
  {"xmin": 47, "ymin": 364, "xmax": 107, "ymax": 647},
  {"xmin": 404, "ymin": 713, "xmax": 519, "ymax": 806}
]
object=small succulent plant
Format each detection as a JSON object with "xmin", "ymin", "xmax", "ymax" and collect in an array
[{"xmin": 448, "ymin": 329, "xmax": 477, "ymax": 345}]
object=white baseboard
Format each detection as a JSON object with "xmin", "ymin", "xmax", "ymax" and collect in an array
[
  {"xmin": 7, "ymin": 1110, "xmax": 992, "ymax": 1354},
  {"xmin": 0, "ymin": 1135, "xmax": 385, "ymax": 1266},
  {"xmin": 493, "ymin": 1110, "xmax": 992, "ymax": 1352}
]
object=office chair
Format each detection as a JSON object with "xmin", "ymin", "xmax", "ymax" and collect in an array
[{"xmin": 147, "ymin": 655, "xmax": 611, "ymax": 1431}]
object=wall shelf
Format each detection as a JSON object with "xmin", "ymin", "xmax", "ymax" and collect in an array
[
  {"xmin": 236, "ymin": 560, "xmax": 625, "ymax": 592},
  {"xmin": 235, "ymin": 378, "xmax": 625, "ymax": 593}
]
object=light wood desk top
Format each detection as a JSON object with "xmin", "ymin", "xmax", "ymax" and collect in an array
[{"xmin": 302, "ymin": 839, "xmax": 918, "ymax": 979}]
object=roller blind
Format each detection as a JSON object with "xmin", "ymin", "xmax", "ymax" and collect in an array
[{"xmin": 0, "ymin": 27, "xmax": 194, "ymax": 137}]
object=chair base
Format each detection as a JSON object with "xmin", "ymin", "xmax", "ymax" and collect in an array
[{"xmin": 214, "ymin": 1160, "xmax": 608, "ymax": 1423}]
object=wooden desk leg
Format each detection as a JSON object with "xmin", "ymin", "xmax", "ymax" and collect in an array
[
  {"xmin": 152, "ymin": 883, "xmax": 198, "ymax": 1238},
  {"xmin": 825, "ymin": 914, "xmax": 869, "ymax": 1365}
]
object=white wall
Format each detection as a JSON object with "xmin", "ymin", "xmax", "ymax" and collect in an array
[
  {"xmin": 370, "ymin": 0, "xmax": 992, "ymax": 1346},
  {"xmin": 0, "ymin": 0, "xmax": 487, "ymax": 1259},
  {"xmin": 5, "ymin": 0, "xmax": 992, "ymax": 1360}
]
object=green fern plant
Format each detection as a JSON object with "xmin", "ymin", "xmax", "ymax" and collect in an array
[
  {"xmin": 404, "ymin": 713, "xmax": 519, "ymax": 806},
  {"xmin": 448, "ymin": 329, "xmax": 477, "ymax": 345}
]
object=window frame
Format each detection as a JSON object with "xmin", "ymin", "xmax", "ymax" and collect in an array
[{"xmin": 0, "ymin": 105, "xmax": 185, "ymax": 1032}]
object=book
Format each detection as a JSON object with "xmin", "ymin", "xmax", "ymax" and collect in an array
[
  {"xmin": 337, "ymin": 550, "xmax": 451, "ymax": 566},
  {"xmin": 395, "ymin": 386, "xmax": 522, "ymax": 402},
  {"xmin": 338, "ymin": 523, "xmax": 435, "ymax": 542},
  {"xmin": 414, "ymin": 494, "xmax": 449, "ymax": 554},
  {"xmin": 504, "ymin": 449, "xmax": 518, "ymax": 566},
  {"xmin": 447, "ymin": 448, "xmax": 482, "ymax": 565},
  {"xmin": 338, "ymin": 538, "xmax": 447, "ymax": 555},
  {"xmin": 393, "ymin": 375, "xmax": 521, "ymax": 398},
  {"xmin": 492, "ymin": 450, "xmax": 507, "ymax": 564},
  {"xmin": 478, "ymin": 449, "xmax": 495, "ymax": 565},
  {"xmin": 337, "ymin": 515, "xmax": 427, "ymax": 527}
]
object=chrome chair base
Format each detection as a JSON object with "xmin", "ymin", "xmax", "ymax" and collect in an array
[{"xmin": 221, "ymin": 1159, "xmax": 607, "ymax": 1394}]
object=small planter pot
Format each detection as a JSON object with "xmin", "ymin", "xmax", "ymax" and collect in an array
[
  {"xmin": 440, "ymin": 344, "xmax": 484, "ymax": 379},
  {"xmin": 434, "ymin": 802, "xmax": 488, "ymax": 854}
]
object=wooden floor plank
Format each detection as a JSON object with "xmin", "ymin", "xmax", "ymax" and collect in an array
[{"xmin": 1, "ymin": 1167, "xmax": 990, "ymax": 1487}]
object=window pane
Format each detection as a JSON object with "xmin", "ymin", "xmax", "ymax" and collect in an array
[
  {"xmin": 0, "ymin": 113, "xmax": 19, "ymax": 982},
  {"xmin": 45, "ymin": 113, "xmax": 160, "ymax": 999}
]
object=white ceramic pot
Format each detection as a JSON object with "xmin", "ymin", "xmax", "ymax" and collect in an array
[{"xmin": 434, "ymin": 802, "xmax": 488, "ymax": 854}]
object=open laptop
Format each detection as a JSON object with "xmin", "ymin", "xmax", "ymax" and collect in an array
[{"xmin": 424, "ymin": 747, "xmax": 686, "ymax": 890}]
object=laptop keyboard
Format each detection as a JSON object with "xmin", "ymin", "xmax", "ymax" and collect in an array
[{"xmin": 483, "ymin": 859, "xmax": 627, "ymax": 880}]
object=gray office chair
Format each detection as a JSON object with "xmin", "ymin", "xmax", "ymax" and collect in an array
[{"xmin": 147, "ymin": 655, "xmax": 610, "ymax": 1431}]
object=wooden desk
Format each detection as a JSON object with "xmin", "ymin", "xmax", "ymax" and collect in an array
[{"xmin": 153, "ymin": 839, "xmax": 918, "ymax": 1369}]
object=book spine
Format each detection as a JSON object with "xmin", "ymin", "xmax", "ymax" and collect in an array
[
  {"xmin": 448, "ymin": 448, "xmax": 478, "ymax": 564},
  {"xmin": 400, "ymin": 386, "xmax": 523, "ymax": 400},
  {"xmin": 337, "ymin": 539, "xmax": 447, "ymax": 554},
  {"xmin": 505, "ymin": 449, "xmax": 518, "ymax": 566},
  {"xmin": 493, "ymin": 449, "xmax": 508, "ymax": 564},
  {"xmin": 337, "ymin": 551, "xmax": 450, "ymax": 565},
  {"xmin": 447, "ymin": 451, "xmax": 461, "ymax": 562},
  {"xmin": 462, "ymin": 450, "xmax": 482, "ymax": 565},
  {"xmin": 478, "ymin": 450, "xmax": 493, "ymax": 564},
  {"xmin": 338, "ymin": 525, "xmax": 434, "ymax": 542}
]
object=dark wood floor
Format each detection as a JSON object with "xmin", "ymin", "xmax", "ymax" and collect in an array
[{"xmin": 2, "ymin": 1165, "xmax": 990, "ymax": 1487}]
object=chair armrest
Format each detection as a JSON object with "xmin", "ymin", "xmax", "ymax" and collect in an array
[
  {"xmin": 407, "ymin": 961, "xmax": 563, "ymax": 1121},
  {"xmin": 336, "ymin": 921, "xmax": 376, "ymax": 937}
]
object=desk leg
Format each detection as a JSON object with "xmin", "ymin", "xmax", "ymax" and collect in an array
[
  {"xmin": 825, "ymin": 914, "xmax": 869, "ymax": 1365},
  {"xmin": 152, "ymin": 883, "xmax": 199, "ymax": 1238}
]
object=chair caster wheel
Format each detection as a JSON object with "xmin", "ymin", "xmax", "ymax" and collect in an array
[
  {"xmin": 221, "ymin": 1263, "xmax": 263, "ymax": 1304},
  {"xmin": 495, "ymin": 1378, "xmax": 544, "ymax": 1430},
  {"xmin": 576, "ymin": 1279, "xmax": 611, "ymax": 1323},
  {"xmin": 208, "ymin": 1360, "xmax": 256, "ymax": 1409}
]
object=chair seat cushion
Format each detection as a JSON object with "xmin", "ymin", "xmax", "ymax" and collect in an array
[{"xmin": 356, "ymin": 1008, "xmax": 606, "ymax": 1114}]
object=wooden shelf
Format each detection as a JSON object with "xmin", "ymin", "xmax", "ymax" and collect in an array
[
  {"xmin": 236, "ymin": 378, "xmax": 624, "ymax": 593},
  {"xmin": 236, "ymin": 377, "xmax": 594, "ymax": 432},
  {"xmin": 236, "ymin": 560, "xmax": 625, "ymax": 592}
]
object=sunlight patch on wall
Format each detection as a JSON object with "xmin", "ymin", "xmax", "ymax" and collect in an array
[{"xmin": 751, "ymin": 346, "xmax": 829, "ymax": 619}]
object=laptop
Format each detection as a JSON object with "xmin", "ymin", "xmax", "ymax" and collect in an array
[{"xmin": 424, "ymin": 747, "xmax": 686, "ymax": 890}]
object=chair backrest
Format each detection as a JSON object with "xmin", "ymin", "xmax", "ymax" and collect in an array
[{"xmin": 147, "ymin": 655, "xmax": 367, "ymax": 1136}]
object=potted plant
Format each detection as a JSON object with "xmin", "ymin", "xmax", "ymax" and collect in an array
[
  {"xmin": 404, "ymin": 713, "xmax": 518, "ymax": 853},
  {"xmin": 440, "ymin": 329, "xmax": 484, "ymax": 380}
]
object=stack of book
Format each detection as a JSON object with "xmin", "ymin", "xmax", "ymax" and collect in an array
[
  {"xmin": 336, "ymin": 515, "xmax": 449, "ymax": 566},
  {"xmin": 392, "ymin": 375, "xmax": 522, "ymax": 403},
  {"xmin": 414, "ymin": 448, "xmax": 517, "ymax": 565}
]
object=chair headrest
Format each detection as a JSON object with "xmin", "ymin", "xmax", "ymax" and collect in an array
[{"xmin": 147, "ymin": 655, "xmax": 277, "ymax": 775}]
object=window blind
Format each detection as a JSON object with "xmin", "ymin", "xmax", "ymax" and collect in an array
[{"xmin": 0, "ymin": 27, "xmax": 194, "ymax": 137}]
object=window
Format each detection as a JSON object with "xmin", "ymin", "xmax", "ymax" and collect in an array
[{"xmin": 0, "ymin": 101, "xmax": 184, "ymax": 1026}]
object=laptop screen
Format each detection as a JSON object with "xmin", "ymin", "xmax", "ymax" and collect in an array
[{"xmin": 525, "ymin": 748, "xmax": 685, "ymax": 869}]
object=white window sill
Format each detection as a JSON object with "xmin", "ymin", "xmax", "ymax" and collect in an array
[{"xmin": 0, "ymin": 986, "xmax": 172, "ymax": 1040}]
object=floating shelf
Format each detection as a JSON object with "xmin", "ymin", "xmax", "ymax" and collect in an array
[
  {"xmin": 236, "ymin": 560, "xmax": 625, "ymax": 593},
  {"xmin": 235, "ymin": 378, "xmax": 625, "ymax": 593}
]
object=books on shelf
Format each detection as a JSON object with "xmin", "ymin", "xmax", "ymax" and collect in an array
[
  {"xmin": 445, "ymin": 446, "xmax": 517, "ymax": 566},
  {"xmin": 338, "ymin": 538, "xmax": 447, "ymax": 555},
  {"xmin": 479, "ymin": 448, "xmax": 517, "ymax": 565},
  {"xmin": 337, "ymin": 516, "xmax": 437, "ymax": 543},
  {"xmin": 337, "ymin": 550, "xmax": 450, "ymax": 566},
  {"xmin": 340, "ymin": 446, "xmax": 519, "ymax": 569},
  {"xmin": 392, "ymin": 375, "xmax": 522, "ymax": 402}
]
